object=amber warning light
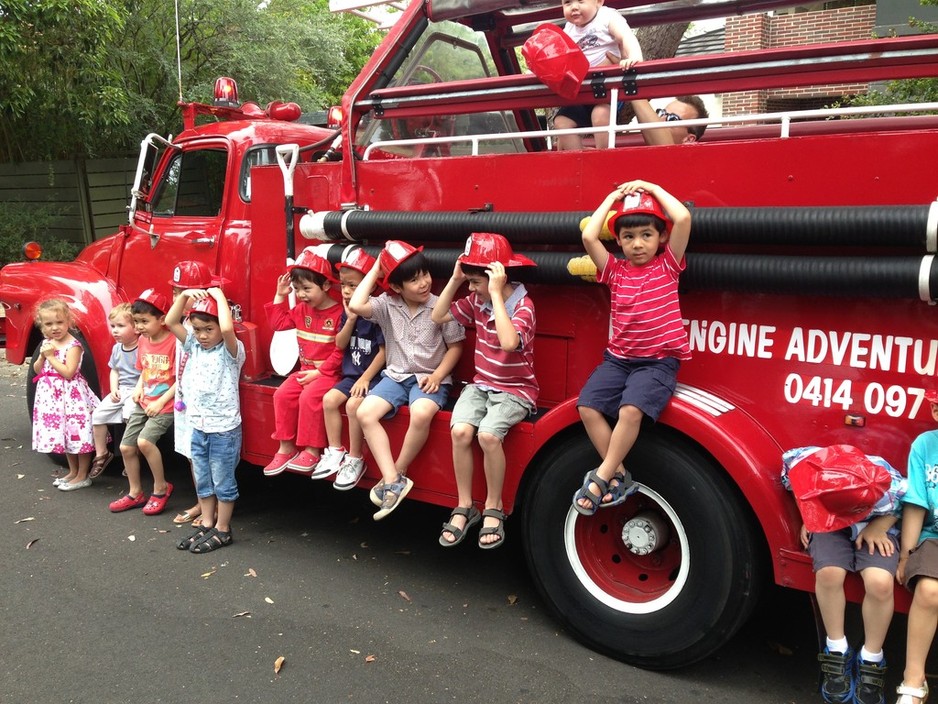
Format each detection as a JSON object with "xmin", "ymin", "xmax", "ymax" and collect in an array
[
  {"xmin": 214, "ymin": 77, "xmax": 240, "ymax": 108},
  {"xmin": 328, "ymin": 106, "xmax": 343, "ymax": 128}
]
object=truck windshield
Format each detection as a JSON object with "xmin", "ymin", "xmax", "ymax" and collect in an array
[
  {"xmin": 355, "ymin": 20, "xmax": 525, "ymax": 157},
  {"xmin": 151, "ymin": 148, "xmax": 227, "ymax": 217}
]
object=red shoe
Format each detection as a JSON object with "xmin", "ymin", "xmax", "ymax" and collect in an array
[
  {"xmin": 142, "ymin": 482, "xmax": 174, "ymax": 516},
  {"xmin": 263, "ymin": 452, "xmax": 299, "ymax": 477},
  {"xmin": 109, "ymin": 493, "xmax": 147, "ymax": 513},
  {"xmin": 287, "ymin": 450, "xmax": 319, "ymax": 474}
]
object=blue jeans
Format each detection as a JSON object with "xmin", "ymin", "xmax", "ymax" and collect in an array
[{"xmin": 190, "ymin": 426, "xmax": 241, "ymax": 502}]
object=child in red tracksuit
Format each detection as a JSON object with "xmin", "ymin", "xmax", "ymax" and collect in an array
[{"xmin": 262, "ymin": 248, "xmax": 342, "ymax": 476}]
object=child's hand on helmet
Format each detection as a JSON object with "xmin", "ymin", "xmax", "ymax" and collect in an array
[{"xmin": 486, "ymin": 261, "xmax": 507, "ymax": 295}]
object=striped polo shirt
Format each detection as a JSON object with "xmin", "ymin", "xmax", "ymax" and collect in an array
[
  {"xmin": 450, "ymin": 283, "xmax": 538, "ymax": 407},
  {"xmin": 600, "ymin": 247, "xmax": 690, "ymax": 361}
]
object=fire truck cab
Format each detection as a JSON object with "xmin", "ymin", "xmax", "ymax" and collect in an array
[{"xmin": 4, "ymin": 0, "xmax": 938, "ymax": 669}]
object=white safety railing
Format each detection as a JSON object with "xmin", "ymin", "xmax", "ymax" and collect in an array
[{"xmin": 362, "ymin": 92, "xmax": 938, "ymax": 160}]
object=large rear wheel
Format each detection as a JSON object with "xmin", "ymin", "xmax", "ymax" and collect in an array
[{"xmin": 522, "ymin": 428, "xmax": 764, "ymax": 669}]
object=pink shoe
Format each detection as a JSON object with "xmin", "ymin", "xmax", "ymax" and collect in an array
[
  {"xmin": 263, "ymin": 452, "xmax": 299, "ymax": 477},
  {"xmin": 142, "ymin": 482, "xmax": 174, "ymax": 516},
  {"xmin": 109, "ymin": 493, "xmax": 147, "ymax": 513},
  {"xmin": 287, "ymin": 450, "xmax": 319, "ymax": 474}
]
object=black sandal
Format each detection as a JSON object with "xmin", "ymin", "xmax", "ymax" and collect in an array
[
  {"xmin": 177, "ymin": 524, "xmax": 211, "ymax": 550},
  {"xmin": 189, "ymin": 527, "xmax": 233, "ymax": 553}
]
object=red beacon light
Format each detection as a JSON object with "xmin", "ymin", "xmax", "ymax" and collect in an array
[
  {"xmin": 213, "ymin": 77, "xmax": 240, "ymax": 108},
  {"xmin": 265, "ymin": 101, "xmax": 302, "ymax": 122},
  {"xmin": 327, "ymin": 106, "xmax": 343, "ymax": 128},
  {"xmin": 23, "ymin": 241, "xmax": 43, "ymax": 261}
]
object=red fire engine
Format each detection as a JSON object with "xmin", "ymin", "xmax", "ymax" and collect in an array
[{"xmin": 3, "ymin": 0, "xmax": 938, "ymax": 669}]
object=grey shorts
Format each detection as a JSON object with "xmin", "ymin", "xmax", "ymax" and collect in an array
[
  {"xmin": 91, "ymin": 386, "xmax": 137, "ymax": 425},
  {"xmin": 904, "ymin": 538, "xmax": 938, "ymax": 591},
  {"xmin": 449, "ymin": 384, "xmax": 533, "ymax": 440},
  {"xmin": 808, "ymin": 528, "xmax": 899, "ymax": 575},
  {"xmin": 120, "ymin": 407, "xmax": 174, "ymax": 448}
]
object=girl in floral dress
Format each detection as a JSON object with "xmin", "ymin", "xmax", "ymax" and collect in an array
[{"xmin": 32, "ymin": 299, "xmax": 100, "ymax": 491}]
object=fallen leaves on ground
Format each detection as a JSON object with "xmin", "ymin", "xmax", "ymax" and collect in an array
[
  {"xmin": 25, "ymin": 539, "xmax": 39, "ymax": 549},
  {"xmin": 232, "ymin": 611, "xmax": 251, "ymax": 618},
  {"xmin": 398, "ymin": 590, "xmax": 411, "ymax": 602},
  {"xmin": 201, "ymin": 569, "xmax": 216, "ymax": 579},
  {"xmin": 14, "ymin": 516, "xmax": 34, "ymax": 524},
  {"xmin": 245, "ymin": 568, "xmax": 257, "ymax": 577},
  {"xmin": 127, "ymin": 535, "xmax": 136, "ymax": 542},
  {"xmin": 274, "ymin": 656, "xmax": 285, "ymax": 673},
  {"xmin": 365, "ymin": 654, "xmax": 376, "ymax": 663},
  {"xmin": 265, "ymin": 597, "xmax": 274, "ymax": 604},
  {"xmin": 507, "ymin": 594, "xmax": 518, "ymax": 605}
]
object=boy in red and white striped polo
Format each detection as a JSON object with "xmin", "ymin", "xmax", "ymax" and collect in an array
[
  {"xmin": 432, "ymin": 232, "xmax": 538, "ymax": 549},
  {"xmin": 574, "ymin": 180, "xmax": 692, "ymax": 516}
]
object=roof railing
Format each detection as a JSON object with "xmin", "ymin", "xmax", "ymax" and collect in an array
[{"xmin": 362, "ymin": 96, "xmax": 938, "ymax": 159}]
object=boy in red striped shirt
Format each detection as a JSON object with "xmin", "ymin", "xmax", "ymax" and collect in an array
[
  {"xmin": 574, "ymin": 180, "xmax": 691, "ymax": 515},
  {"xmin": 432, "ymin": 233, "xmax": 538, "ymax": 549}
]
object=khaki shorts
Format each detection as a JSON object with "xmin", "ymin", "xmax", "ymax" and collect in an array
[
  {"xmin": 905, "ymin": 537, "xmax": 938, "ymax": 591},
  {"xmin": 120, "ymin": 407, "xmax": 174, "ymax": 448},
  {"xmin": 450, "ymin": 384, "xmax": 532, "ymax": 440}
]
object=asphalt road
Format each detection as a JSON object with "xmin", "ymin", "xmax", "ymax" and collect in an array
[{"xmin": 0, "ymin": 358, "xmax": 867, "ymax": 704}]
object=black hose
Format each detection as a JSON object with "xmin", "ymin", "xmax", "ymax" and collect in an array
[
  {"xmin": 315, "ymin": 244, "xmax": 935, "ymax": 300},
  {"xmin": 317, "ymin": 205, "xmax": 933, "ymax": 248}
]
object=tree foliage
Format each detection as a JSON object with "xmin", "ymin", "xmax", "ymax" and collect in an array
[{"xmin": 0, "ymin": 0, "xmax": 381, "ymax": 162}]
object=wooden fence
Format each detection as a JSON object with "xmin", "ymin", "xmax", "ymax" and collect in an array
[{"xmin": 0, "ymin": 158, "xmax": 137, "ymax": 246}]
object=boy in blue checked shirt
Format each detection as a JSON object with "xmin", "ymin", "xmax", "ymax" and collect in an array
[{"xmin": 782, "ymin": 444, "xmax": 906, "ymax": 704}]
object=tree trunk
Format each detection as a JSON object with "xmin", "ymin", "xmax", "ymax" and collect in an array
[{"xmin": 617, "ymin": 22, "xmax": 690, "ymax": 123}]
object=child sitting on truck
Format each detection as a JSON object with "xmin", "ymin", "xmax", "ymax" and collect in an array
[
  {"xmin": 349, "ymin": 240, "xmax": 464, "ymax": 521},
  {"xmin": 89, "ymin": 302, "xmax": 139, "ymax": 478},
  {"xmin": 782, "ymin": 444, "xmax": 904, "ymax": 704},
  {"xmin": 315, "ymin": 247, "xmax": 386, "ymax": 489},
  {"xmin": 109, "ymin": 289, "xmax": 176, "ymax": 515},
  {"xmin": 262, "ymin": 248, "xmax": 342, "ymax": 477},
  {"xmin": 573, "ymin": 180, "xmax": 691, "ymax": 515},
  {"xmin": 895, "ymin": 389, "xmax": 938, "ymax": 704},
  {"xmin": 431, "ymin": 233, "xmax": 537, "ymax": 549},
  {"xmin": 553, "ymin": 0, "xmax": 643, "ymax": 150}
]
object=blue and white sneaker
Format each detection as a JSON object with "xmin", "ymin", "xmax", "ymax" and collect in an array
[
  {"xmin": 818, "ymin": 647, "xmax": 855, "ymax": 704},
  {"xmin": 853, "ymin": 656, "xmax": 886, "ymax": 704}
]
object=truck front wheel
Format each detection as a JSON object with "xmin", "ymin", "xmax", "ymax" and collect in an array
[{"xmin": 521, "ymin": 430, "xmax": 764, "ymax": 670}]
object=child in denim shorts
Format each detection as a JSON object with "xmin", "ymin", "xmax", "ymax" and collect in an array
[
  {"xmin": 432, "ymin": 233, "xmax": 537, "ymax": 549},
  {"xmin": 349, "ymin": 240, "xmax": 464, "ymax": 521},
  {"xmin": 165, "ymin": 288, "xmax": 245, "ymax": 553},
  {"xmin": 574, "ymin": 180, "xmax": 691, "ymax": 515},
  {"xmin": 783, "ymin": 444, "xmax": 905, "ymax": 704}
]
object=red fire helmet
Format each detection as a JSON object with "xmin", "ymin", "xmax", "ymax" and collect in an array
[
  {"xmin": 608, "ymin": 191, "xmax": 673, "ymax": 235},
  {"xmin": 135, "ymin": 288, "xmax": 169, "ymax": 315},
  {"xmin": 457, "ymin": 232, "xmax": 536, "ymax": 268},
  {"xmin": 336, "ymin": 246, "xmax": 377, "ymax": 277},
  {"xmin": 378, "ymin": 240, "xmax": 423, "ymax": 286},
  {"xmin": 289, "ymin": 247, "xmax": 337, "ymax": 282},
  {"xmin": 168, "ymin": 260, "xmax": 217, "ymax": 289},
  {"xmin": 189, "ymin": 296, "xmax": 219, "ymax": 318},
  {"xmin": 787, "ymin": 445, "xmax": 891, "ymax": 533},
  {"xmin": 522, "ymin": 24, "xmax": 589, "ymax": 101}
]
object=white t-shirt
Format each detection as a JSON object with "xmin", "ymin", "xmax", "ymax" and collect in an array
[{"xmin": 564, "ymin": 6, "xmax": 629, "ymax": 67}]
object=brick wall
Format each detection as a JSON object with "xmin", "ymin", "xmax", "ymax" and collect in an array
[{"xmin": 722, "ymin": 5, "xmax": 876, "ymax": 115}]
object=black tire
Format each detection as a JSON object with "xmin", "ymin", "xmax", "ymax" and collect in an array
[
  {"xmin": 27, "ymin": 330, "xmax": 101, "ymax": 467},
  {"xmin": 521, "ymin": 428, "xmax": 765, "ymax": 670}
]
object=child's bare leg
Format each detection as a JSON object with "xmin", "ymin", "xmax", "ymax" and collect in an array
[
  {"xmin": 346, "ymin": 396, "xmax": 365, "ymax": 456},
  {"xmin": 138, "ymin": 438, "xmax": 167, "ymax": 494},
  {"xmin": 277, "ymin": 440, "xmax": 298, "ymax": 455},
  {"xmin": 478, "ymin": 431, "xmax": 506, "ymax": 546},
  {"xmin": 902, "ymin": 577, "xmax": 938, "ymax": 693},
  {"xmin": 358, "ymin": 396, "xmax": 397, "ymax": 482},
  {"xmin": 442, "ymin": 422, "xmax": 476, "ymax": 544},
  {"xmin": 182, "ymin": 460, "xmax": 201, "ymax": 519},
  {"xmin": 198, "ymin": 495, "xmax": 217, "ymax": 529},
  {"xmin": 577, "ymin": 404, "xmax": 640, "ymax": 511},
  {"xmin": 591, "ymin": 104, "xmax": 612, "ymax": 150},
  {"xmin": 579, "ymin": 405, "xmax": 625, "ymax": 476},
  {"xmin": 323, "ymin": 388, "xmax": 347, "ymax": 449},
  {"xmin": 858, "ymin": 566, "xmax": 894, "ymax": 654},
  {"xmin": 395, "ymin": 398, "xmax": 437, "ymax": 475},
  {"xmin": 815, "ymin": 566, "xmax": 848, "ymax": 642},
  {"xmin": 93, "ymin": 424, "xmax": 110, "ymax": 457},
  {"xmin": 554, "ymin": 114, "xmax": 583, "ymax": 151},
  {"xmin": 61, "ymin": 453, "xmax": 79, "ymax": 481},
  {"xmin": 120, "ymin": 444, "xmax": 143, "ymax": 496},
  {"xmin": 73, "ymin": 452, "xmax": 91, "ymax": 482},
  {"xmin": 215, "ymin": 499, "xmax": 234, "ymax": 534}
]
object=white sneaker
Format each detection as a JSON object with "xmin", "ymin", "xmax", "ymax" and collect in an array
[
  {"xmin": 311, "ymin": 447, "xmax": 345, "ymax": 480},
  {"xmin": 334, "ymin": 456, "xmax": 366, "ymax": 491}
]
